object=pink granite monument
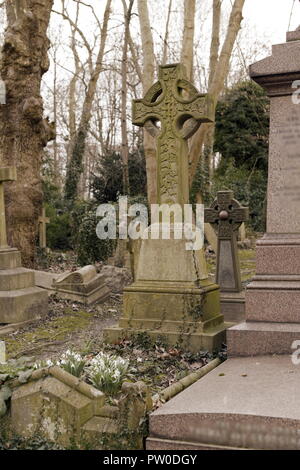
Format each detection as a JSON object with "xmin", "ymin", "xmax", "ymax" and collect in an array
[{"xmin": 228, "ymin": 28, "xmax": 300, "ymax": 356}]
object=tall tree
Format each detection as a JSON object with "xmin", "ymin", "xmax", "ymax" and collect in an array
[
  {"xmin": 181, "ymin": 0, "xmax": 196, "ymax": 80},
  {"xmin": 137, "ymin": 0, "xmax": 157, "ymax": 204},
  {"xmin": 121, "ymin": 0, "xmax": 135, "ymax": 195},
  {"xmin": 189, "ymin": 0, "xmax": 246, "ymax": 184},
  {"xmin": 0, "ymin": 0, "xmax": 54, "ymax": 266},
  {"xmin": 64, "ymin": 0, "xmax": 112, "ymax": 205}
]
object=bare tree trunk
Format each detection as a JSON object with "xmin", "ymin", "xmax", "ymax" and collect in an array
[
  {"xmin": 121, "ymin": 0, "xmax": 134, "ymax": 195},
  {"xmin": 208, "ymin": 0, "xmax": 221, "ymax": 87},
  {"xmin": 64, "ymin": 0, "xmax": 112, "ymax": 204},
  {"xmin": 189, "ymin": 0, "xmax": 245, "ymax": 185},
  {"xmin": 52, "ymin": 45, "xmax": 60, "ymax": 189},
  {"xmin": 162, "ymin": 0, "xmax": 173, "ymax": 64},
  {"xmin": 181, "ymin": 0, "xmax": 196, "ymax": 80},
  {"xmin": 0, "ymin": 0, "xmax": 54, "ymax": 267},
  {"xmin": 202, "ymin": 0, "xmax": 221, "ymax": 192},
  {"xmin": 137, "ymin": 0, "xmax": 157, "ymax": 204}
]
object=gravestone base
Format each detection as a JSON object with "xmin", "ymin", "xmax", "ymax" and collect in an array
[
  {"xmin": 104, "ymin": 280, "xmax": 230, "ymax": 353},
  {"xmin": 0, "ymin": 248, "xmax": 48, "ymax": 324},
  {"xmin": 220, "ymin": 291, "xmax": 245, "ymax": 323},
  {"xmin": 228, "ymin": 234, "xmax": 300, "ymax": 356},
  {"xmin": 147, "ymin": 355, "xmax": 300, "ymax": 450},
  {"xmin": 104, "ymin": 230, "xmax": 229, "ymax": 353}
]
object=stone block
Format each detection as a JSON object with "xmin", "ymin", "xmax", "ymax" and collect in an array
[
  {"xmin": 0, "ymin": 249, "xmax": 21, "ymax": 269},
  {"xmin": 0, "ymin": 268, "xmax": 35, "ymax": 291},
  {"xmin": 220, "ymin": 291, "xmax": 245, "ymax": 323},
  {"xmin": 0, "ymin": 286, "xmax": 48, "ymax": 323}
]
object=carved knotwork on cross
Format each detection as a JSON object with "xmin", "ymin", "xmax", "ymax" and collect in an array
[
  {"xmin": 205, "ymin": 191, "xmax": 249, "ymax": 240},
  {"xmin": 132, "ymin": 63, "xmax": 214, "ymax": 206},
  {"xmin": 0, "ymin": 167, "xmax": 17, "ymax": 250},
  {"xmin": 205, "ymin": 190, "xmax": 249, "ymax": 292}
]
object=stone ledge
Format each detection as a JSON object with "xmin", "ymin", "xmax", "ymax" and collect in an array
[{"xmin": 228, "ymin": 321, "xmax": 300, "ymax": 356}]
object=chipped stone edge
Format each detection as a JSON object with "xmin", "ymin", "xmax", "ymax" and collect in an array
[{"xmin": 155, "ymin": 357, "xmax": 221, "ymax": 403}]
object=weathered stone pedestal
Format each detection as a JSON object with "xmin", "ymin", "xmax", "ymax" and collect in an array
[
  {"xmin": 0, "ymin": 248, "xmax": 48, "ymax": 324},
  {"xmin": 104, "ymin": 230, "xmax": 230, "ymax": 353},
  {"xmin": 0, "ymin": 167, "xmax": 48, "ymax": 324}
]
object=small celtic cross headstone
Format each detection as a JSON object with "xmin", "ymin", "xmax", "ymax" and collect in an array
[
  {"xmin": 38, "ymin": 207, "xmax": 50, "ymax": 249},
  {"xmin": 0, "ymin": 167, "xmax": 17, "ymax": 250},
  {"xmin": 132, "ymin": 63, "xmax": 214, "ymax": 206},
  {"xmin": 205, "ymin": 190, "xmax": 249, "ymax": 292}
]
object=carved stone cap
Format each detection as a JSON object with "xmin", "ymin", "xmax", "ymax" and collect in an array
[
  {"xmin": 249, "ymin": 37, "xmax": 300, "ymax": 96},
  {"xmin": 54, "ymin": 265, "xmax": 97, "ymax": 285}
]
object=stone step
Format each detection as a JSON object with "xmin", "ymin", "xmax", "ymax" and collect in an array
[
  {"xmin": 0, "ymin": 286, "xmax": 48, "ymax": 323},
  {"xmin": 0, "ymin": 268, "xmax": 35, "ymax": 291},
  {"xmin": 0, "ymin": 249, "xmax": 21, "ymax": 270},
  {"xmin": 227, "ymin": 321, "xmax": 300, "ymax": 356},
  {"xmin": 104, "ymin": 322, "xmax": 231, "ymax": 353},
  {"xmin": 147, "ymin": 356, "xmax": 300, "ymax": 450}
]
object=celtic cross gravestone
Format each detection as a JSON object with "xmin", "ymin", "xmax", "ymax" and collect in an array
[
  {"xmin": 132, "ymin": 63, "xmax": 214, "ymax": 206},
  {"xmin": 205, "ymin": 190, "xmax": 249, "ymax": 292},
  {"xmin": 104, "ymin": 64, "xmax": 229, "ymax": 352}
]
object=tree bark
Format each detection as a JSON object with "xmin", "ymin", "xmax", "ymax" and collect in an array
[
  {"xmin": 0, "ymin": 0, "xmax": 54, "ymax": 267},
  {"xmin": 121, "ymin": 0, "xmax": 134, "ymax": 195},
  {"xmin": 137, "ymin": 0, "xmax": 157, "ymax": 205},
  {"xmin": 64, "ymin": 0, "xmax": 112, "ymax": 204}
]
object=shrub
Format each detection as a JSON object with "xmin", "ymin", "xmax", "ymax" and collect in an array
[
  {"xmin": 73, "ymin": 206, "xmax": 115, "ymax": 266},
  {"xmin": 46, "ymin": 204, "xmax": 72, "ymax": 250}
]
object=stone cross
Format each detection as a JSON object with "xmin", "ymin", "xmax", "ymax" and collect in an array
[
  {"xmin": 0, "ymin": 167, "xmax": 17, "ymax": 250},
  {"xmin": 205, "ymin": 190, "xmax": 249, "ymax": 292},
  {"xmin": 132, "ymin": 63, "xmax": 214, "ymax": 206},
  {"xmin": 38, "ymin": 207, "xmax": 50, "ymax": 249}
]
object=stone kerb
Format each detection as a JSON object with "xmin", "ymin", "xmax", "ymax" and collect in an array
[{"xmin": 6, "ymin": 366, "xmax": 151, "ymax": 449}]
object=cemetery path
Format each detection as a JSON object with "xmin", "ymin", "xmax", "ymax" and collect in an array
[{"xmin": 1, "ymin": 294, "xmax": 123, "ymax": 362}]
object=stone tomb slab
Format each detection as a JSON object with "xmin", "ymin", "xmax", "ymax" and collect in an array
[
  {"xmin": 147, "ymin": 355, "xmax": 300, "ymax": 450},
  {"xmin": 52, "ymin": 265, "xmax": 110, "ymax": 305}
]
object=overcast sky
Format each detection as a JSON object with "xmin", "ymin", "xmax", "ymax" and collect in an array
[{"xmin": 243, "ymin": 0, "xmax": 300, "ymax": 44}]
